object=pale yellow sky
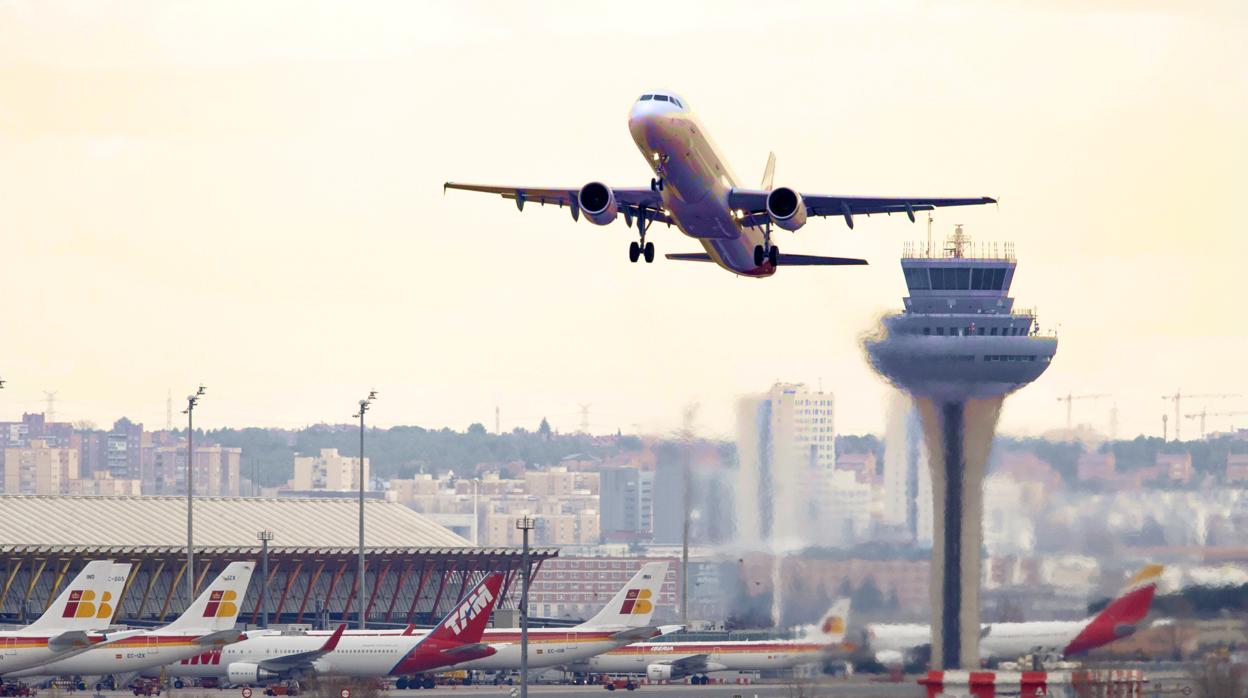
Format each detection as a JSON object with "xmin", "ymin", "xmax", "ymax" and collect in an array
[{"xmin": 1, "ymin": 1, "xmax": 1245, "ymax": 439}]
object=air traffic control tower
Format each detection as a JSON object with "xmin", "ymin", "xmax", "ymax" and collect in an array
[{"xmin": 865, "ymin": 226, "xmax": 1057, "ymax": 670}]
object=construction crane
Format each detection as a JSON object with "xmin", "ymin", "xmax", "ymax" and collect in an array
[
  {"xmin": 1056, "ymin": 392, "xmax": 1111, "ymax": 430},
  {"xmin": 1162, "ymin": 391, "xmax": 1241, "ymax": 441},
  {"xmin": 1184, "ymin": 409, "xmax": 1248, "ymax": 439}
]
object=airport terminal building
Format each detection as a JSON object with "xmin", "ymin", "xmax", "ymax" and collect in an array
[{"xmin": 0, "ymin": 495, "xmax": 555, "ymax": 628}]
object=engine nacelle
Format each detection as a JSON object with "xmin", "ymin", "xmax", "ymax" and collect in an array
[
  {"xmin": 766, "ymin": 187, "xmax": 807, "ymax": 231},
  {"xmin": 646, "ymin": 664, "xmax": 679, "ymax": 681},
  {"xmin": 578, "ymin": 182, "xmax": 618, "ymax": 226},
  {"xmin": 227, "ymin": 662, "xmax": 277, "ymax": 685}
]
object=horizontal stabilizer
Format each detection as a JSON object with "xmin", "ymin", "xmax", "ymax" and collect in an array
[
  {"xmin": 664, "ymin": 253, "xmax": 715, "ymax": 263},
  {"xmin": 777, "ymin": 254, "xmax": 868, "ymax": 266}
]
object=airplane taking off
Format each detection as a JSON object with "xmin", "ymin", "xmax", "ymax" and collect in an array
[
  {"xmin": 865, "ymin": 564, "xmax": 1164, "ymax": 667},
  {"xmin": 445, "ymin": 91, "xmax": 995, "ymax": 278}
]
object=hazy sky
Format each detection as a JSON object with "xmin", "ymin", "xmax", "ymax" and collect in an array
[{"xmin": 1, "ymin": 1, "xmax": 1245, "ymax": 440}]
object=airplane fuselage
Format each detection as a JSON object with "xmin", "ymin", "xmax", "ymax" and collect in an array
[
  {"xmin": 628, "ymin": 102, "xmax": 772, "ymax": 278},
  {"xmin": 576, "ymin": 640, "xmax": 830, "ymax": 676}
]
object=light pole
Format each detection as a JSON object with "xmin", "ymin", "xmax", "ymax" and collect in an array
[
  {"xmin": 182, "ymin": 384, "xmax": 205, "ymax": 603},
  {"xmin": 353, "ymin": 391, "xmax": 377, "ymax": 630},
  {"xmin": 257, "ymin": 530, "xmax": 273, "ymax": 627},
  {"xmin": 515, "ymin": 515, "xmax": 536, "ymax": 698}
]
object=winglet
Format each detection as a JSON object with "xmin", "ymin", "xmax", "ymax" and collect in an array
[{"xmin": 321, "ymin": 623, "xmax": 347, "ymax": 653}]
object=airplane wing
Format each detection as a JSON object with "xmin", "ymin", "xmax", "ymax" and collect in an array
[
  {"xmin": 443, "ymin": 183, "xmax": 673, "ymax": 227},
  {"xmin": 659, "ymin": 654, "xmax": 716, "ymax": 674},
  {"xmin": 726, "ymin": 189, "xmax": 995, "ymax": 229},
  {"xmin": 47, "ymin": 629, "xmax": 145, "ymax": 654},
  {"xmin": 256, "ymin": 624, "xmax": 346, "ymax": 672}
]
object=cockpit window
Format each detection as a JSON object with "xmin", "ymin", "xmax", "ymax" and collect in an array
[
  {"xmin": 640, "ymin": 94, "xmax": 653, "ymax": 101},
  {"xmin": 671, "ymin": 98, "xmax": 682, "ymax": 108},
  {"xmin": 654, "ymin": 95, "xmax": 670, "ymax": 102}
]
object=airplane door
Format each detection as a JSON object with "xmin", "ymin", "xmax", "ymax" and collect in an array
[{"xmin": 3, "ymin": 637, "xmax": 16, "ymax": 656}]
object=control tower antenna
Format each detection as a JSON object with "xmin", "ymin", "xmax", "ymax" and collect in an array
[
  {"xmin": 946, "ymin": 224, "xmax": 970, "ymax": 258},
  {"xmin": 926, "ymin": 212, "xmax": 934, "ymax": 257},
  {"xmin": 43, "ymin": 391, "xmax": 58, "ymax": 423}
]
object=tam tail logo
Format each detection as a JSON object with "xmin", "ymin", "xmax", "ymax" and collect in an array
[
  {"xmin": 447, "ymin": 585, "xmax": 494, "ymax": 636},
  {"xmin": 620, "ymin": 588, "xmax": 653, "ymax": 615},
  {"xmin": 62, "ymin": 590, "xmax": 115, "ymax": 619},
  {"xmin": 203, "ymin": 590, "xmax": 240, "ymax": 618}
]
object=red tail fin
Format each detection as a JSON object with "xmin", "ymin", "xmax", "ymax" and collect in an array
[
  {"xmin": 1063, "ymin": 567, "xmax": 1162, "ymax": 655},
  {"xmin": 425, "ymin": 573, "xmax": 504, "ymax": 645}
]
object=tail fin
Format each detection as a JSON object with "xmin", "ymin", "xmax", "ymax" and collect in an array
[
  {"xmin": 761, "ymin": 152, "xmax": 776, "ymax": 190},
  {"xmin": 1064, "ymin": 564, "xmax": 1163, "ymax": 656},
  {"xmin": 27, "ymin": 560, "xmax": 130, "ymax": 632},
  {"xmin": 162, "ymin": 561, "xmax": 255, "ymax": 633},
  {"xmin": 425, "ymin": 573, "xmax": 505, "ymax": 645},
  {"xmin": 579, "ymin": 562, "xmax": 668, "ymax": 629},
  {"xmin": 807, "ymin": 598, "xmax": 851, "ymax": 644}
]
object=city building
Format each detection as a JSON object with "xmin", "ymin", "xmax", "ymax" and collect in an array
[
  {"xmin": 2, "ymin": 440, "xmax": 80, "ymax": 494},
  {"xmin": 144, "ymin": 440, "xmax": 242, "ymax": 496},
  {"xmin": 881, "ymin": 392, "xmax": 933, "ymax": 545},
  {"xmin": 1227, "ymin": 454, "xmax": 1248, "ymax": 483},
  {"xmin": 599, "ymin": 466, "xmax": 653, "ymax": 543},
  {"xmin": 736, "ymin": 382, "xmax": 835, "ymax": 547},
  {"xmin": 527, "ymin": 556, "xmax": 679, "ymax": 621},
  {"xmin": 290, "ymin": 448, "xmax": 369, "ymax": 491}
]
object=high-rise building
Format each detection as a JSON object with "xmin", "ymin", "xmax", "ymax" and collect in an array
[
  {"xmin": 143, "ymin": 438, "xmax": 243, "ymax": 496},
  {"xmin": 599, "ymin": 466, "xmax": 653, "ymax": 543},
  {"xmin": 882, "ymin": 391, "xmax": 933, "ymax": 544},
  {"xmin": 104, "ymin": 418, "xmax": 144, "ymax": 480},
  {"xmin": 735, "ymin": 382, "xmax": 835, "ymax": 547},
  {"xmin": 3, "ymin": 439, "xmax": 80, "ymax": 494}
]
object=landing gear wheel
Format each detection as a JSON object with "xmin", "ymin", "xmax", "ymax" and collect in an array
[
  {"xmin": 768, "ymin": 245, "xmax": 779, "ymax": 266},
  {"xmin": 643, "ymin": 241, "xmax": 655, "ymax": 263},
  {"xmin": 396, "ymin": 678, "xmax": 408, "ymax": 689},
  {"xmin": 422, "ymin": 677, "xmax": 435, "ymax": 690},
  {"xmin": 754, "ymin": 245, "xmax": 765, "ymax": 267},
  {"xmin": 649, "ymin": 177, "xmax": 665, "ymax": 192},
  {"xmin": 629, "ymin": 241, "xmax": 641, "ymax": 263}
]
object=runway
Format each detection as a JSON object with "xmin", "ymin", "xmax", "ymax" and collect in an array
[{"xmin": 87, "ymin": 682, "xmax": 923, "ymax": 698}]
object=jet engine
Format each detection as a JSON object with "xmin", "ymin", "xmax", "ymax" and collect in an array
[
  {"xmin": 227, "ymin": 662, "xmax": 277, "ymax": 685},
  {"xmin": 766, "ymin": 187, "xmax": 807, "ymax": 231},
  {"xmin": 646, "ymin": 663, "xmax": 679, "ymax": 681},
  {"xmin": 578, "ymin": 182, "xmax": 618, "ymax": 225}
]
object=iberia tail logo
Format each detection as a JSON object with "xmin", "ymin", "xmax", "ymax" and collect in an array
[
  {"xmin": 203, "ymin": 590, "xmax": 239, "ymax": 618},
  {"xmin": 620, "ymin": 588, "xmax": 653, "ymax": 615},
  {"xmin": 822, "ymin": 615, "xmax": 845, "ymax": 635},
  {"xmin": 63, "ymin": 590, "xmax": 115, "ymax": 619}
]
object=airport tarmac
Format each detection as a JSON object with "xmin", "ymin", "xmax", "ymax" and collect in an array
[{"xmin": 125, "ymin": 683, "xmax": 922, "ymax": 698}]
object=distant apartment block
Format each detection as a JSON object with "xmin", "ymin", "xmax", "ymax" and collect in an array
[
  {"xmin": 1077, "ymin": 451, "xmax": 1117, "ymax": 483},
  {"xmin": 527, "ymin": 556, "xmax": 679, "ymax": 621},
  {"xmin": 290, "ymin": 448, "xmax": 369, "ymax": 491},
  {"xmin": 68, "ymin": 471, "xmax": 142, "ymax": 496},
  {"xmin": 144, "ymin": 440, "xmax": 242, "ymax": 496},
  {"xmin": 3, "ymin": 440, "xmax": 80, "ymax": 494},
  {"xmin": 1226, "ymin": 454, "xmax": 1248, "ymax": 483}
]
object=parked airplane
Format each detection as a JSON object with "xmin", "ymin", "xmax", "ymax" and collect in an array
[
  {"xmin": 296, "ymin": 562, "xmax": 673, "ymax": 676},
  {"xmin": 0, "ymin": 561, "xmax": 136, "ymax": 677},
  {"xmin": 168, "ymin": 573, "xmax": 504, "ymax": 689},
  {"xmin": 866, "ymin": 564, "xmax": 1164, "ymax": 666},
  {"xmin": 445, "ymin": 91, "xmax": 994, "ymax": 278},
  {"xmin": 571, "ymin": 599, "xmax": 851, "ymax": 684},
  {"xmin": 5, "ymin": 561, "xmax": 254, "ymax": 681}
]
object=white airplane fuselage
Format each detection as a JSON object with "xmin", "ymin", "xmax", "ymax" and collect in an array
[
  {"xmin": 577, "ymin": 639, "xmax": 830, "ymax": 676},
  {"xmin": 627, "ymin": 100, "xmax": 772, "ymax": 277}
]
